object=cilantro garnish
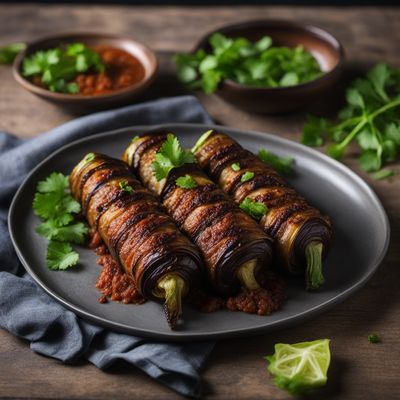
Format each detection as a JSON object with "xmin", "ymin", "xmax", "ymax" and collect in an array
[
  {"xmin": 36, "ymin": 220, "xmax": 88, "ymax": 244},
  {"xmin": 258, "ymin": 149, "xmax": 294, "ymax": 175},
  {"xmin": 231, "ymin": 162, "xmax": 241, "ymax": 171},
  {"xmin": 302, "ymin": 64, "xmax": 400, "ymax": 178},
  {"xmin": 33, "ymin": 172, "xmax": 88, "ymax": 270},
  {"xmin": 119, "ymin": 180, "xmax": 134, "ymax": 194},
  {"xmin": 22, "ymin": 42, "xmax": 105, "ymax": 94},
  {"xmin": 175, "ymin": 33, "xmax": 322, "ymax": 94},
  {"xmin": 239, "ymin": 197, "xmax": 268, "ymax": 219},
  {"xmin": 152, "ymin": 134, "xmax": 195, "ymax": 181},
  {"xmin": 47, "ymin": 241, "xmax": 79, "ymax": 271},
  {"xmin": 0, "ymin": 42, "xmax": 26, "ymax": 64},
  {"xmin": 368, "ymin": 333, "xmax": 380, "ymax": 343},
  {"xmin": 175, "ymin": 174, "xmax": 198, "ymax": 189}
]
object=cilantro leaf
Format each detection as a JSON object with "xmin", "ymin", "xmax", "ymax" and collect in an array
[
  {"xmin": 46, "ymin": 241, "xmax": 79, "ymax": 270},
  {"xmin": 368, "ymin": 64, "xmax": 390, "ymax": 102},
  {"xmin": 239, "ymin": 197, "xmax": 268, "ymax": 219},
  {"xmin": 302, "ymin": 116, "xmax": 328, "ymax": 147},
  {"xmin": 258, "ymin": 149, "xmax": 294, "ymax": 174},
  {"xmin": 302, "ymin": 63, "xmax": 400, "ymax": 179},
  {"xmin": 33, "ymin": 172, "xmax": 88, "ymax": 271},
  {"xmin": 37, "ymin": 172, "xmax": 69, "ymax": 194},
  {"xmin": 119, "ymin": 180, "xmax": 134, "ymax": 194},
  {"xmin": 368, "ymin": 333, "xmax": 381, "ymax": 343},
  {"xmin": 359, "ymin": 150, "xmax": 382, "ymax": 172},
  {"xmin": 36, "ymin": 220, "xmax": 88, "ymax": 244},
  {"xmin": 0, "ymin": 42, "xmax": 26, "ymax": 64},
  {"xmin": 152, "ymin": 134, "xmax": 195, "ymax": 181},
  {"xmin": 346, "ymin": 88, "xmax": 365, "ymax": 110},
  {"xmin": 22, "ymin": 43, "xmax": 105, "ymax": 94},
  {"xmin": 33, "ymin": 192, "xmax": 64, "ymax": 219},
  {"xmin": 61, "ymin": 195, "xmax": 81, "ymax": 214},
  {"xmin": 175, "ymin": 174, "xmax": 198, "ymax": 189}
]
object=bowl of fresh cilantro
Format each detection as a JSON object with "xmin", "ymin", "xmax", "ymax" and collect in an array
[
  {"xmin": 13, "ymin": 32, "xmax": 158, "ymax": 111},
  {"xmin": 175, "ymin": 20, "xmax": 344, "ymax": 113}
]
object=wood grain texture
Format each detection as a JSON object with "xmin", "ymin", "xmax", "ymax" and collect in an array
[{"xmin": 0, "ymin": 5, "xmax": 399, "ymax": 400}]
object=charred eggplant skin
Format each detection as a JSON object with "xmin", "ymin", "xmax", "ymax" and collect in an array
[
  {"xmin": 69, "ymin": 153, "xmax": 203, "ymax": 302},
  {"xmin": 123, "ymin": 131, "xmax": 274, "ymax": 296},
  {"xmin": 193, "ymin": 130, "xmax": 332, "ymax": 275}
]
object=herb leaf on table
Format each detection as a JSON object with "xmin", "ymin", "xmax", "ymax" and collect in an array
[
  {"xmin": 301, "ymin": 63, "xmax": 400, "ymax": 178},
  {"xmin": 0, "ymin": 42, "xmax": 26, "ymax": 64}
]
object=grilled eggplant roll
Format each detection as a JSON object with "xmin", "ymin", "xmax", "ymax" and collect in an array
[
  {"xmin": 122, "ymin": 131, "xmax": 274, "ymax": 296},
  {"xmin": 193, "ymin": 131, "xmax": 332, "ymax": 290},
  {"xmin": 70, "ymin": 153, "xmax": 203, "ymax": 328}
]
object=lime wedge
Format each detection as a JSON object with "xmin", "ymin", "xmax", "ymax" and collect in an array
[{"xmin": 265, "ymin": 339, "xmax": 331, "ymax": 395}]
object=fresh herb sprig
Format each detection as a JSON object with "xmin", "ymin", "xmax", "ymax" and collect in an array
[
  {"xmin": 119, "ymin": 180, "xmax": 134, "ymax": 194},
  {"xmin": 175, "ymin": 33, "xmax": 322, "ymax": 94},
  {"xmin": 33, "ymin": 172, "xmax": 88, "ymax": 270},
  {"xmin": 239, "ymin": 197, "xmax": 268, "ymax": 219},
  {"xmin": 176, "ymin": 174, "xmax": 198, "ymax": 189},
  {"xmin": 0, "ymin": 42, "xmax": 26, "ymax": 64},
  {"xmin": 368, "ymin": 333, "xmax": 381, "ymax": 344},
  {"xmin": 302, "ymin": 64, "xmax": 400, "ymax": 178},
  {"xmin": 152, "ymin": 134, "xmax": 195, "ymax": 181},
  {"xmin": 23, "ymin": 42, "xmax": 105, "ymax": 94}
]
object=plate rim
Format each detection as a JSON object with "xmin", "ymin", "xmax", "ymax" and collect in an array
[{"xmin": 8, "ymin": 122, "xmax": 391, "ymax": 341}]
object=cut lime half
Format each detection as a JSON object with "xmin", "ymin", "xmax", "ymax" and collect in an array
[{"xmin": 265, "ymin": 339, "xmax": 331, "ymax": 395}]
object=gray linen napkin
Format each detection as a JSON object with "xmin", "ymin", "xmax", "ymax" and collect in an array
[{"xmin": 0, "ymin": 95, "xmax": 215, "ymax": 398}]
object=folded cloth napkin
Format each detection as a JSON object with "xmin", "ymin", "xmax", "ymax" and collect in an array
[{"xmin": 0, "ymin": 95, "xmax": 215, "ymax": 398}]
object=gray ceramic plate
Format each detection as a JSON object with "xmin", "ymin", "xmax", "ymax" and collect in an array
[{"xmin": 9, "ymin": 123, "xmax": 390, "ymax": 341}]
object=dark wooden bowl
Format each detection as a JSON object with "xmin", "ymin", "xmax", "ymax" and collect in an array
[
  {"xmin": 13, "ymin": 32, "xmax": 158, "ymax": 112},
  {"xmin": 194, "ymin": 20, "xmax": 344, "ymax": 114}
]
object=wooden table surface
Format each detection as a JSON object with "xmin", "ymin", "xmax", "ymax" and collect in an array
[{"xmin": 1, "ymin": 4, "xmax": 399, "ymax": 400}]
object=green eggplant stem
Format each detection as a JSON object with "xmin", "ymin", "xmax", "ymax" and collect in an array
[
  {"xmin": 237, "ymin": 259, "xmax": 260, "ymax": 291},
  {"xmin": 305, "ymin": 242, "xmax": 324, "ymax": 290},
  {"xmin": 157, "ymin": 274, "xmax": 185, "ymax": 329}
]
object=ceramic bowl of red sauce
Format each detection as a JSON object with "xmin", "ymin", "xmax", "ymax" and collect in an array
[{"xmin": 13, "ymin": 32, "xmax": 158, "ymax": 111}]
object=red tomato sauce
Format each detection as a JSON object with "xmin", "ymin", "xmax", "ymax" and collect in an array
[
  {"xmin": 74, "ymin": 45, "xmax": 145, "ymax": 96},
  {"xmin": 90, "ymin": 230, "xmax": 286, "ymax": 315}
]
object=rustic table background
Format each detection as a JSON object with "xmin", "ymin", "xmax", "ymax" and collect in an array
[{"xmin": 1, "ymin": 4, "xmax": 399, "ymax": 400}]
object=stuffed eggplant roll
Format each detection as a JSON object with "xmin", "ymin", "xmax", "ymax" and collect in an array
[
  {"xmin": 70, "ymin": 152, "xmax": 203, "ymax": 328},
  {"xmin": 122, "ymin": 131, "xmax": 274, "ymax": 296},
  {"xmin": 193, "ymin": 130, "xmax": 332, "ymax": 290}
]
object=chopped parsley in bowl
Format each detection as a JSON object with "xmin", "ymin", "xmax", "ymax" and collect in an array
[
  {"xmin": 175, "ymin": 20, "xmax": 343, "ymax": 113},
  {"xmin": 176, "ymin": 33, "xmax": 324, "ymax": 94}
]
